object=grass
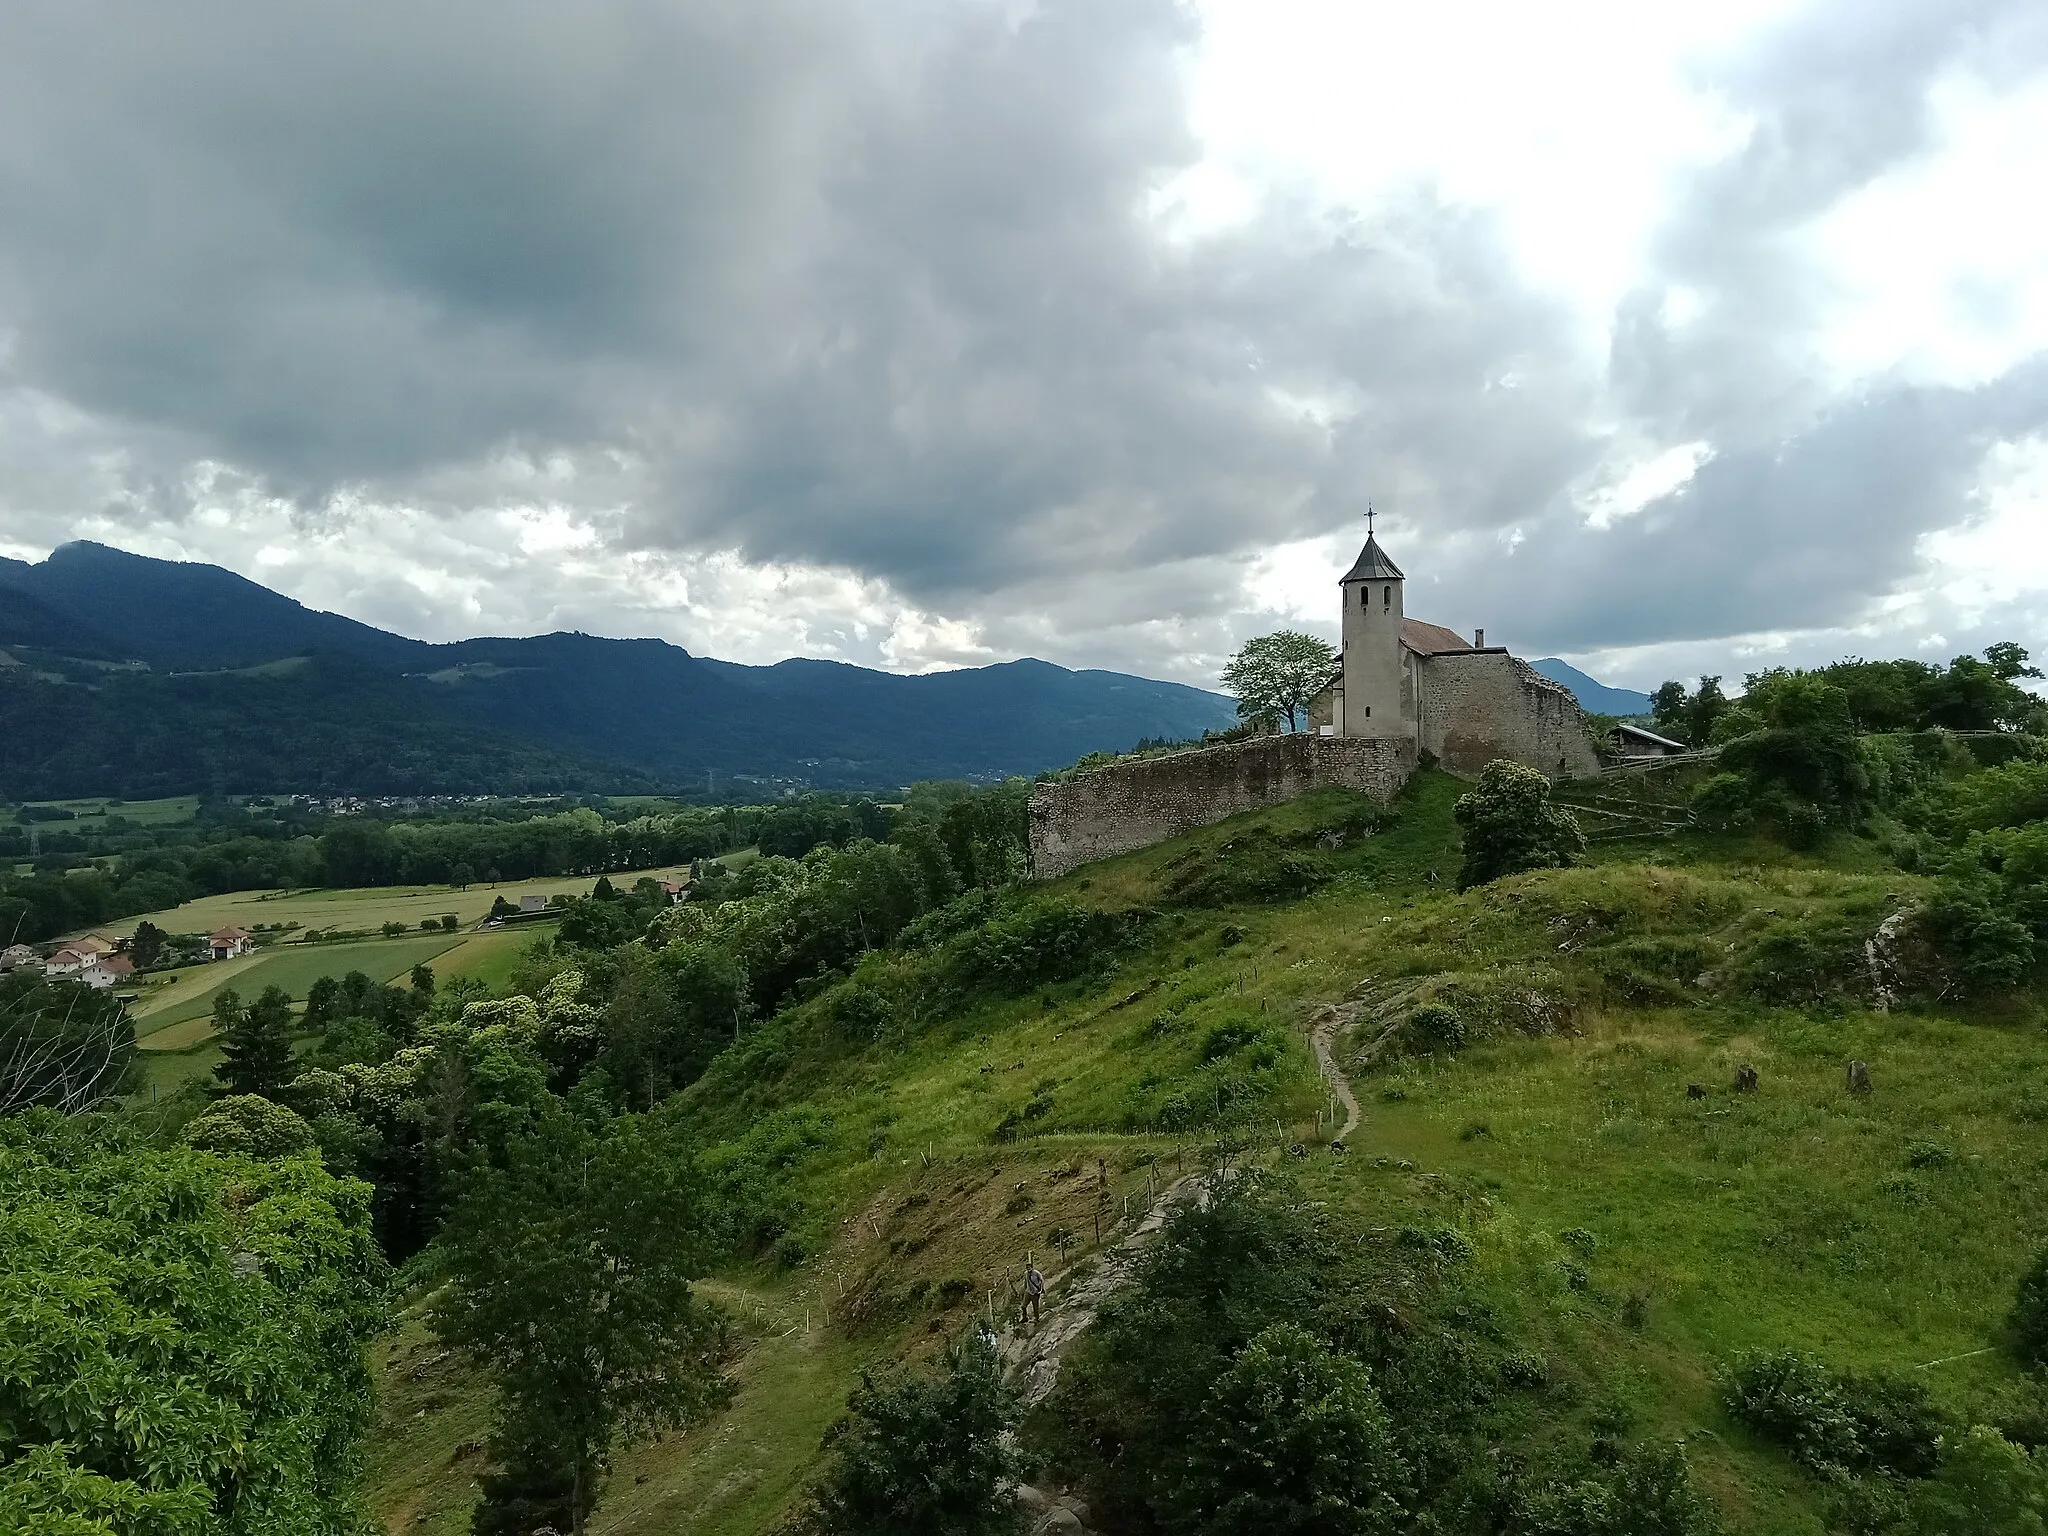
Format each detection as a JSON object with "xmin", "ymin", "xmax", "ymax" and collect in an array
[
  {"xmin": 361, "ymin": 775, "xmax": 2048, "ymax": 1535},
  {"xmin": 134, "ymin": 934, "xmax": 465, "ymax": 1033},
  {"xmin": 82, "ymin": 858, "xmax": 750, "ymax": 944},
  {"xmin": 429, "ymin": 925, "xmax": 556, "ymax": 994},
  {"xmin": 23, "ymin": 794, "xmax": 201, "ymax": 825}
]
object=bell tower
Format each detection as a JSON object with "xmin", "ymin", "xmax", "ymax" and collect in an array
[{"xmin": 1339, "ymin": 510, "xmax": 1406, "ymax": 740}]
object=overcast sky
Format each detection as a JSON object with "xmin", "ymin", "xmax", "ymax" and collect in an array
[{"xmin": 1, "ymin": 0, "xmax": 2045, "ymax": 691}]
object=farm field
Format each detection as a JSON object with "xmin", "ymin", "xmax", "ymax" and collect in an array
[
  {"xmin": 22, "ymin": 794, "xmax": 202, "ymax": 826},
  {"xmin": 134, "ymin": 933, "xmax": 466, "ymax": 1036},
  {"xmin": 429, "ymin": 925, "xmax": 554, "ymax": 993},
  {"xmin": 87, "ymin": 864, "xmax": 703, "ymax": 943}
]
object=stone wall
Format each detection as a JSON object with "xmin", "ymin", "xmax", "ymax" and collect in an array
[
  {"xmin": 1416, "ymin": 651, "xmax": 1600, "ymax": 780},
  {"xmin": 1027, "ymin": 734, "xmax": 1415, "ymax": 879}
]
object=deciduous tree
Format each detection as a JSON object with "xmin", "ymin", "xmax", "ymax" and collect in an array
[
  {"xmin": 1453, "ymin": 761, "xmax": 1586, "ymax": 890},
  {"xmin": 1221, "ymin": 632, "xmax": 1339, "ymax": 733},
  {"xmin": 434, "ymin": 1106, "xmax": 729, "ymax": 1536}
]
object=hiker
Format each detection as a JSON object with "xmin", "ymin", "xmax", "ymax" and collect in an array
[{"xmin": 1022, "ymin": 1260, "xmax": 1045, "ymax": 1326}]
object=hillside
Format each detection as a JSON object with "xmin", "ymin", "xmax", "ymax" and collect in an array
[
  {"xmin": 0, "ymin": 542, "xmax": 1239, "ymax": 794},
  {"xmin": 360, "ymin": 769, "xmax": 2048, "ymax": 1536}
]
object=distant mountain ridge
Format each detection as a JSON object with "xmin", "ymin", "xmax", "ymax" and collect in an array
[
  {"xmin": 1530, "ymin": 658, "xmax": 1653, "ymax": 715},
  {"xmin": 0, "ymin": 542, "xmax": 1239, "ymax": 796}
]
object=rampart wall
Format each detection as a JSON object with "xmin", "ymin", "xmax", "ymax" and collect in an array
[
  {"xmin": 1027, "ymin": 734, "xmax": 1415, "ymax": 879},
  {"xmin": 1417, "ymin": 652, "xmax": 1601, "ymax": 780}
]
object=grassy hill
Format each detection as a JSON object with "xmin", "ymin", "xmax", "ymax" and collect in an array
[{"xmin": 361, "ymin": 769, "xmax": 2048, "ymax": 1535}]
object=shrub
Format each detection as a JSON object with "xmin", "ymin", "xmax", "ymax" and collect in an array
[
  {"xmin": 380, "ymin": 920, "xmax": 407, "ymax": 938},
  {"xmin": 1174, "ymin": 1323, "xmax": 1410, "ymax": 1536},
  {"xmin": 1454, "ymin": 762, "xmax": 1586, "ymax": 890},
  {"xmin": 1406, "ymin": 1003, "xmax": 1464, "ymax": 1054},
  {"xmin": 2010, "ymin": 1243, "xmax": 2048, "ymax": 1367},
  {"xmin": 1723, "ymin": 1350, "xmax": 1945, "ymax": 1479},
  {"xmin": 1922, "ymin": 878, "xmax": 2036, "ymax": 993},
  {"xmin": 812, "ymin": 1331, "xmax": 1023, "ymax": 1536},
  {"xmin": 1516, "ymin": 1441, "xmax": 1721, "ymax": 1536},
  {"xmin": 953, "ymin": 898, "xmax": 1145, "ymax": 995},
  {"xmin": 1160, "ymin": 835, "xmax": 1334, "ymax": 908}
]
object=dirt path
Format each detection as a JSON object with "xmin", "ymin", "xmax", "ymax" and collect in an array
[
  {"xmin": 1003, "ymin": 985, "xmax": 1393, "ymax": 1406},
  {"xmin": 1312, "ymin": 1006, "xmax": 1363, "ymax": 1140}
]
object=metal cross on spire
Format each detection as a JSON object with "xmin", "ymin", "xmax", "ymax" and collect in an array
[{"xmin": 1365, "ymin": 504, "xmax": 1375, "ymax": 536}]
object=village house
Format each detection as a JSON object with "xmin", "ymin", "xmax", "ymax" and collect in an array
[
  {"xmin": 79, "ymin": 955, "xmax": 135, "ymax": 989},
  {"xmin": 208, "ymin": 927, "xmax": 255, "ymax": 961},
  {"xmin": 0, "ymin": 943, "xmax": 41, "ymax": 971},
  {"xmin": 43, "ymin": 945, "xmax": 98, "ymax": 977}
]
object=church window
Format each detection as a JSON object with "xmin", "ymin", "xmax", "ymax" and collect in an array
[{"xmin": 1382, "ymin": 585, "xmax": 1391, "ymax": 610}]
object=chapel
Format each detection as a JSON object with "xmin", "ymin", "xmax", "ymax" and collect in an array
[{"xmin": 1310, "ymin": 525, "xmax": 1599, "ymax": 780}]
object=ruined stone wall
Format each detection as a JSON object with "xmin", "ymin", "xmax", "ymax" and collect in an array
[
  {"xmin": 1416, "ymin": 651, "xmax": 1600, "ymax": 780},
  {"xmin": 1027, "ymin": 734, "xmax": 1415, "ymax": 879}
]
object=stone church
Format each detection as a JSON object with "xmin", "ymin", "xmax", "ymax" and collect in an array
[
  {"xmin": 1027, "ymin": 527, "xmax": 1599, "ymax": 877},
  {"xmin": 1309, "ymin": 527, "xmax": 1598, "ymax": 780}
]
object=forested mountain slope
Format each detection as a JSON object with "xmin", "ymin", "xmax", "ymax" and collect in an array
[{"xmin": 0, "ymin": 542, "xmax": 1236, "ymax": 793}]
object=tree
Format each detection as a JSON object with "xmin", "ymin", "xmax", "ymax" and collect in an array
[
  {"xmin": 1175, "ymin": 1324, "xmax": 1409, "ymax": 1536},
  {"xmin": 813, "ymin": 1330, "xmax": 1024, "ymax": 1536},
  {"xmin": 129, "ymin": 919, "xmax": 167, "ymax": 970},
  {"xmin": 1453, "ymin": 762, "xmax": 1586, "ymax": 890},
  {"xmin": 1221, "ymin": 632, "xmax": 1339, "ymax": 733},
  {"xmin": 214, "ymin": 985, "xmax": 297, "ymax": 1099},
  {"xmin": 1649, "ymin": 681, "xmax": 1690, "ymax": 741},
  {"xmin": 305, "ymin": 975, "xmax": 341, "ymax": 1031},
  {"xmin": 183, "ymin": 1094, "xmax": 318, "ymax": 1160},
  {"xmin": 0, "ymin": 1111, "xmax": 387, "ymax": 1535},
  {"xmin": 410, "ymin": 962, "xmax": 436, "ymax": 997},
  {"xmin": 434, "ymin": 1107, "xmax": 730, "ymax": 1536},
  {"xmin": 451, "ymin": 862, "xmax": 476, "ymax": 891}
]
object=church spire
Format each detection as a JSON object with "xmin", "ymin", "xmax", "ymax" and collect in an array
[{"xmin": 1342, "ymin": 507, "xmax": 1404, "ymax": 582}]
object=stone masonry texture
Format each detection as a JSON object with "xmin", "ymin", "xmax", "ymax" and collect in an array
[{"xmin": 1027, "ymin": 734, "xmax": 1416, "ymax": 879}]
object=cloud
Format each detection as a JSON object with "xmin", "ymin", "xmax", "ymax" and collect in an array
[{"xmin": 0, "ymin": 0, "xmax": 2043, "ymax": 688}]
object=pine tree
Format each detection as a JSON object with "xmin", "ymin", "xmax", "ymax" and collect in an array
[{"xmin": 213, "ymin": 984, "xmax": 296, "ymax": 1099}]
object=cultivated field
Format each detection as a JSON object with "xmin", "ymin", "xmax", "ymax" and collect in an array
[
  {"xmin": 133, "ymin": 933, "xmax": 468, "ymax": 1035},
  {"xmin": 90, "ymin": 865, "xmax": 700, "ymax": 943}
]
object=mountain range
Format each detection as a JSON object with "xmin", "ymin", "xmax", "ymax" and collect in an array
[
  {"xmin": 0, "ymin": 543, "xmax": 1239, "ymax": 797},
  {"xmin": 0, "ymin": 543, "xmax": 1654, "ymax": 799},
  {"xmin": 1528, "ymin": 658, "xmax": 1653, "ymax": 715}
]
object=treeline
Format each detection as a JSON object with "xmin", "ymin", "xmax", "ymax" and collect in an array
[{"xmin": 0, "ymin": 789, "xmax": 1001, "ymax": 943}]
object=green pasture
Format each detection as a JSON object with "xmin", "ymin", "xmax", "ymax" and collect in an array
[
  {"xmin": 93, "ymin": 865, "xmax": 696, "ymax": 944},
  {"xmin": 24, "ymin": 794, "xmax": 201, "ymax": 825},
  {"xmin": 429, "ymin": 925, "xmax": 554, "ymax": 994},
  {"xmin": 134, "ymin": 933, "xmax": 465, "ymax": 1036}
]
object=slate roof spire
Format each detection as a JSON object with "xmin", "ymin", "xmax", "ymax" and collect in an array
[{"xmin": 1342, "ymin": 506, "xmax": 1404, "ymax": 582}]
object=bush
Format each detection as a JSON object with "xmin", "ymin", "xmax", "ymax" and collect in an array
[
  {"xmin": 1454, "ymin": 762, "xmax": 1586, "ymax": 890},
  {"xmin": 812, "ymin": 1332, "xmax": 1023, "ymax": 1536},
  {"xmin": 1516, "ymin": 1441, "xmax": 1721, "ymax": 1536},
  {"xmin": 1406, "ymin": 1003, "xmax": 1464, "ymax": 1054},
  {"xmin": 379, "ymin": 920, "xmax": 407, "ymax": 938},
  {"xmin": 953, "ymin": 898, "xmax": 1145, "ymax": 995},
  {"xmin": 1723, "ymin": 1350, "xmax": 1945, "ymax": 1479},
  {"xmin": 2010, "ymin": 1243, "xmax": 2048, "ymax": 1367},
  {"xmin": 181, "ymin": 1094, "xmax": 318, "ymax": 1160},
  {"xmin": 1174, "ymin": 1323, "xmax": 1409, "ymax": 1536}
]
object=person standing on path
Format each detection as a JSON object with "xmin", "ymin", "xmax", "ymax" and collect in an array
[{"xmin": 1022, "ymin": 1260, "xmax": 1045, "ymax": 1326}]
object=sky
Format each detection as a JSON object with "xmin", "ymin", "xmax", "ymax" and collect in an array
[{"xmin": 0, "ymin": 0, "xmax": 2045, "ymax": 693}]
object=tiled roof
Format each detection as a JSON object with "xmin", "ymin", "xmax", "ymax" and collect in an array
[{"xmin": 1400, "ymin": 618, "xmax": 1476, "ymax": 656}]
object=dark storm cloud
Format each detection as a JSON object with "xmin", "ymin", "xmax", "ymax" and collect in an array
[
  {"xmin": 0, "ymin": 0, "xmax": 1598, "ymax": 608},
  {"xmin": 1417, "ymin": 0, "xmax": 2048, "ymax": 657},
  {"xmin": 0, "ymin": 0, "xmax": 2043, "ymax": 669},
  {"xmin": 1447, "ymin": 360, "xmax": 2048, "ymax": 652}
]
